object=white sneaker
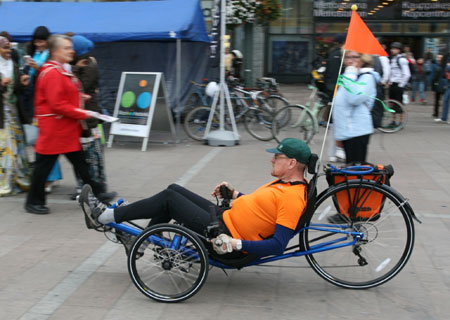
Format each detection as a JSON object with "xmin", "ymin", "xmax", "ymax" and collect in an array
[
  {"xmin": 329, "ymin": 156, "xmax": 337, "ymax": 162},
  {"xmin": 335, "ymin": 148, "xmax": 346, "ymax": 161},
  {"xmin": 434, "ymin": 118, "xmax": 444, "ymax": 123}
]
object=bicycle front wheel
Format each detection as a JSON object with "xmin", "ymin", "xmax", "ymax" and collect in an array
[
  {"xmin": 244, "ymin": 107, "xmax": 274, "ymax": 141},
  {"xmin": 128, "ymin": 224, "xmax": 209, "ymax": 303},
  {"xmin": 301, "ymin": 181, "xmax": 415, "ymax": 289},
  {"xmin": 184, "ymin": 93, "xmax": 204, "ymax": 114},
  {"xmin": 378, "ymin": 99, "xmax": 408, "ymax": 133},
  {"xmin": 272, "ymin": 105, "xmax": 315, "ymax": 144},
  {"xmin": 184, "ymin": 106, "xmax": 218, "ymax": 141},
  {"xmin": 260, "ymin": 95, "xmax": 289, "ymax": 113}
]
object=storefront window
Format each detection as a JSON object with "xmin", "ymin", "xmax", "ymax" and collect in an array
[
  {"xmin": 315, "ymin": 22, "xmax": 347, "ymax": 34},
  {"xmin": 268, "ymin": 35, "xmax": 312, "ymax": 75},
  {"xmin": 404, "ymin": 22, "xmax": 450, "ymax": 34},
  {"xmin": 269, "ymin": 0, "xmax": 313, "ymax": 34}
]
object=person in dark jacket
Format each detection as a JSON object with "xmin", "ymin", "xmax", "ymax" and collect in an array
[
  {"xmin": 411, "ymin": 57, "xmax": 427, "ymax": 104},
  {"xmin": 0, "ymin": 31, "xmax": 20, "ymax": 65},
  {"xmin": 70, "ymin": 35, "xmax": 112, "ymax": 200},
  {"xmin": 432, "ymin": 54, "xmax": 445, "ymax": 118},
  {"xmin": 323, "ymin": 34, "xmax": 345, "ymax": 101},
  {"xmin": 435, "ymin": 62, "xmax": 450, "ymax": 124},
  {"xmin": 23, "ymin": 26, "xmax": 51, "ymax": 120},
  {"xmin": 0, "ymin": 36, "xmax": 31, "ymax": 195},
  {"xmin": 323, "ymin": 34, "xmax": 346, "ymax": 162}
]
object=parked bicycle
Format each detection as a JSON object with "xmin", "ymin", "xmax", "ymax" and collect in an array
[
  {"xmin": 184, "ymin": 84, "xmax": 288, "ymax": 141},
  {"xmin": 183, "ymin": 79, "xmax": 211, "ymax": 115},
  {"xmin": 271, "ymin": 85, "xmax": 330, "ymax": 144}
]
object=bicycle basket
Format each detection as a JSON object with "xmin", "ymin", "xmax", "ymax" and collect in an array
[{"xmin": 325, "ymin": 164, "xmax": 394, "ymax": 220}]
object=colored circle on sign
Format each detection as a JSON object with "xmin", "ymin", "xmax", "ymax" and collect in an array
[
  {"xmin": 139, "ymin": 80, "xmax": 148, "ymax": 87},
  {"xmin": 121, "ymin": 91, "xmax": 135, "ymax": 108},
  {"xmin": 137, "ymin": 92, "xmax": 152, "ymax": 109}
]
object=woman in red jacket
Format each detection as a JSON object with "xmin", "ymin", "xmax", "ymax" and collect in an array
[{"xmin": 25, "ymin": 35, "xmax": 115, "ymax": 214}]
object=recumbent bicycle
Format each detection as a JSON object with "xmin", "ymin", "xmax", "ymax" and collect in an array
[{"xmin": 80, "ymin": 154, "xmax": 421, "ymax": 303}]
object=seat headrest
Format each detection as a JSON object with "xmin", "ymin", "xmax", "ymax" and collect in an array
[{"xmin": 308, "ymin": 153, "xmax": 318, "ymax": 174}]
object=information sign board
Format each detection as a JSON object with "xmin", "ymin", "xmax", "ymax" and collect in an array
[{"xmin": 107, "ymin": 72, "xmax": 175, "ymax": 151}]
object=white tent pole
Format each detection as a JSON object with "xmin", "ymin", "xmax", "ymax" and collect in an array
[
  {"xmin": 217, "ymin": 0, "xmax": 226, "ymax": 130},
  {"xmin": 203, "ymin": 0, "xmax": 239, "ymax": 145},
  {"xmin": 175, "ymin": 38, "xmax": 181, "ymax": 142}
]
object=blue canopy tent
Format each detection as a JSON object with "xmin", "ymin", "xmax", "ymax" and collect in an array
[{"xmin": 0, "ymin": 0, "xmax": 211, "ymax": 125}]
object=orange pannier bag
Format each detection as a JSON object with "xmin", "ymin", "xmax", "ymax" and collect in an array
[{"xmin": 325, "ymin": 164, "xmax": 394, "ymax": 220}]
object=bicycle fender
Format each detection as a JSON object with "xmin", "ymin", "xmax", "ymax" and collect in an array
[{"xmin": 377, "ymin": 183, "xmax": 422, "ymax": 224}]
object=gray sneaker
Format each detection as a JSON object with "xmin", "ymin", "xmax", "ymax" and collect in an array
[{"xmin": 79, "ymin": 184, "xmax": 107, "ymax": 230}]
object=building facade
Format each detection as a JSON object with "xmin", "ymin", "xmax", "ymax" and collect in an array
[
  {"xmin": 6, "ymin": 0, "xmax": 449, "ymax": 83},
  {"xmin": 201, "ymin": 0, "xmax": 450, "ymax": 83}
]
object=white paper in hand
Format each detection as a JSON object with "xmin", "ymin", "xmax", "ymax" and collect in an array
[{"xmin": 90, "ymin": 112, "xmax": 119, "ymax": 123}]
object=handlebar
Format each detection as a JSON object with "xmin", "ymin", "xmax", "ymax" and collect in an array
[{"xmin": 219, "ymin": 185, "xmax": 232, "ymax": 208}]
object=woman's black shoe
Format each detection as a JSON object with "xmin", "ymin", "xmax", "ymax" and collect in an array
[{"xmin": 25, "ymin": 204, "xmax": 50, "ymax": 214}]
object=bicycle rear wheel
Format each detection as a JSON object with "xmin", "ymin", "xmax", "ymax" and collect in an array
[
  {"xmin": 378, "ymin": 99, "xmax": 408, "ymax": 133},
  {"xmin": 301, "ymin": 181, "xmax": 414, "ymax": 289},
  {"xmin": 244, "ymin": 107, "xmax": 274, "ymax": 141},
  {"xmin": 272, "ymin": 105, "xmax": 315, "ymax": 144},
  {"xmin": 184, "ymin": 106, "xmax": 218, "ymax": 141},
  {"xmin": 128, "ymin": 224, "xmax": 209, "ymax": 303}
]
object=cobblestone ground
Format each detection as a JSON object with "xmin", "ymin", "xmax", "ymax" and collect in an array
[{"xmin": 1, "ymin": 85, "xmax": 449, "ymax": 320}]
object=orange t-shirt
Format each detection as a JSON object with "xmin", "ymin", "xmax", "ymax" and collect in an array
[{"xmin": 222, "ymin": 180, "xmax": 307, "ymax": 241}]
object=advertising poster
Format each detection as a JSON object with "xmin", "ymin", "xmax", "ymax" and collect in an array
[
  {"xmin": 108, "ymin": 72, "xmax": 175, "ymax": 151},
  {"xmin": 117, "ymin": 73, "xmax": 157, "ymax": 125}
]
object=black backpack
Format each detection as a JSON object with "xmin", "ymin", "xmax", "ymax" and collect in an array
[
  {"xmin": 357, "ymin": 72, "xmax": 384, "ymax": 129},
  {"xmin": 394, "ymin": 54, "xmax": 414, "ymax": 77},
  {"xmin": 372, "ymin": 55, "xmax": 384, "ymax": 78}
]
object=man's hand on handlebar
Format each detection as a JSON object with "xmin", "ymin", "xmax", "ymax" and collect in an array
[
  {"xmin": 212, "ymin": 181, "xmax": 238, "ymax": 199},
  {"xmin": 211, "ymin": 234, "xmax": 233, "ymax": 254}
]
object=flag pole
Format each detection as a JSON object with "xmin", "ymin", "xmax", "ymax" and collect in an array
[
  {"xmin": 317, "ymin": 4, "xmax": 360, "ymax": 170},
  {"xmin": 317, "ymin": 48, "xmax": 346, "ymax": 168}
]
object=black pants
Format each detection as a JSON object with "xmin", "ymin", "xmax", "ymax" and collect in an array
[
  {"xmin": 342, "ymin": 134, "xmax": 371, "ymax": 165},
  {"xmin": 114, "ymin": 184, "xmax": 227, "ymax": 235},
  {"xmin": 26, "ymin": 151, "xmax": 104, "ymax": 206},
  {"xmin": 389, "ymin": 83, "xmax": 404, "ymax": 113},
  {"xmin": 434, "ymin": 91, "xmax": 442, "ymax": 117}
]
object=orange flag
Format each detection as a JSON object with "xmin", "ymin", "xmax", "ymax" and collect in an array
[{"xmin": 344, "ymin": 10, "xmax": 388, "ymax": 56}]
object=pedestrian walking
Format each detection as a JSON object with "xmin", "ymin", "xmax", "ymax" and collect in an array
[
  {"xmin": 70, "ymin": 35, "xmax": 113, "ymax": 200},
  {"xmin": 432, "ymin": 54, "xmax": 446, "ymax": 118},
  {"xmin": 435, "ymin": 62, "xmax": 450, "ymax": 124},
  {"xmin": 23, "ymin": 26, "xmax": 63, "ymax": 193},
  {"xmin": 424, "ymin": 49, "xmax": 434, "ymax": 91},
  {"xmin": 25, "ymin": 35, "xmax": 115, "ymax": 215},
  {"xmin": 411, "ymin": 57, "xmax": 426, "ymax": 104},
  {"xmin": 389, "ymin": 42, "xmax": 411, "ymax": 126}
]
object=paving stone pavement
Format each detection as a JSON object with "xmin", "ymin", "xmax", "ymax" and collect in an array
[{"xmin": 1, "ymin": 85, "xmax": 449, "ymax": 320}]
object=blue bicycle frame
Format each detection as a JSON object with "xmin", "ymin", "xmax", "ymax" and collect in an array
[{"xmin": 105, "ymin": 221, "xmax": 364, "ymax": 270}]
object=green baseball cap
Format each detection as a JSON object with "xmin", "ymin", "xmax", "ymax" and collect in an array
[{"xmin": 266, "ymin": 138, "xmax": 311, "ymax": 164}]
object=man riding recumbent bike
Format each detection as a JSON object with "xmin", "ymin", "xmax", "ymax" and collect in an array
[{"xmin": 79, "ymin": 138, "xmax": 421, "ymax": 303}]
